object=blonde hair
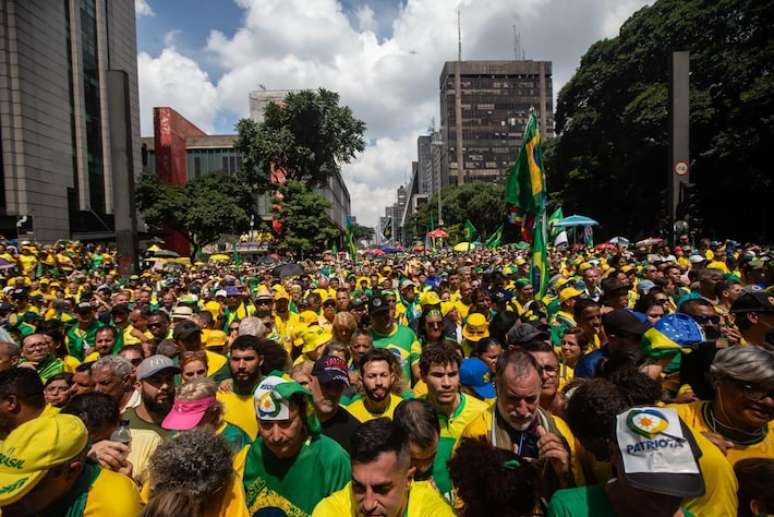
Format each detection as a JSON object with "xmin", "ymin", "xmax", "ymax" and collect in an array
[{"xmin": 176, "ymin": 378, "xmax": 218, "ymax": 401}]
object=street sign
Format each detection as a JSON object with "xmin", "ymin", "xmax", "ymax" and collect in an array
[{"xmin": 674, "ymin": 160, "xmax": 689, "ymax": 176}]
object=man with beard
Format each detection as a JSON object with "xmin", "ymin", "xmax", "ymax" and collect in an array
[
  {"xmin": 310, "ymin": 355, "xmax": 359, "ymax": 453},
  {"xmin": 217, "ymin": 335, "xmax": 264, "ymax": 440},
  {"xmin": 344, "ymin": 348, "xmax": 404, "ymax": 423},
  {"xmin": 123, "ymin": 355, "xmax": 178, "ymax": 438},
  {"xmin": 419, "ymin": 343, "xmax": 488, "ymax": 499},
  {"xmin": 147, "ymin": 310, "xmax": 172, "ymax": 342},
  {"xmin": 242, "ymin": 375, "xmax": 350, "ymax": 515},
  {"xmin": 463, "ymin": 349, "xmax": 572, "ymax": 495}
]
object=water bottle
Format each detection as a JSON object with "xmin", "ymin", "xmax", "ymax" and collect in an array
[{"xmin": 110, "ymin": 419, "xmax": 132, "ymax": 456}]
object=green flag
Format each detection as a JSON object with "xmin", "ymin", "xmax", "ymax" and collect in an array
[
  {"xmin": 331, "ymin": 240, "xmax": 338, "ymax": 255},
  {"xmin": 344, "ymin": 216, "xmax": 356, "ymax": 260},
  {"xmin": 504, "ymin": 111, "xmax": 545, "ymax": 216},
  {"xmin": 485, "ymin": 225, "xmax": 503, "ymax": 249},
  {"xmin": 232, "ymin": 241, "xmax": 242, "ymax": 266},
  {"xmin": 548, "ymin": 207, "xmax": 563, "ymax": 240},
  {"xmin": 463, "ymin": 219, "xmax": 478, "ymax": 242},
  {"xmin": 530, "ymin": 214, "xmax": 549, "ymax": 299}
]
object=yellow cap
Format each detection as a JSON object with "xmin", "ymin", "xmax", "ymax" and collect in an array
[
  {"xmin": 555, "ymin": 276, "xmax": 571, "ymax": 290},
  {"xmin": 559, "ymin": 287, "xmax": 584, "ymax": 303},
  {"xmin": 578, "ymin": 262, "xmax": 592, "ymax": 273},
  {"xmin": 462, "ymin": 313, "xmax": 489, "ymax": 342},
  {"xmin": 420, "ymin": 291, "xmax": 441, "ymax": 307},
  {"xmin": 440, "ymin": 301, "xmax": 456, "ymax": 317},
  {"xmin": 301, "ymin": 326, "xmax": 332, "ymax": 354},
  {"xmin": 299, "ymin": 310, "xmax": 318, "ymax": 326},
  {"xmin": 273, "ymin": 289, "xmax": 290, "ymax": 301},
  {"xmin": 0, "ymin": 414, "xmax": 88, "ymax": 506},
  {"xmin": 205, "ymin": 330, "xmax": 227, "ymax": 348}
]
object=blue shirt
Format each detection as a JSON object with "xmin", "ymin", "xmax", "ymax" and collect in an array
[{"xmin": 573, "ymin": 347, "xmax": 607, "ymax": 378}]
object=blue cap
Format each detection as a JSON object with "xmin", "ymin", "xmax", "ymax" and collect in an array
[{"xmin": 460, "ymin": 358, "xmax": 496, "ymax": 399}]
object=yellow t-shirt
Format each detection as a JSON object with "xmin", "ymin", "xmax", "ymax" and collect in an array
[
  {"xmin": 669, "ymin": 401, "xmax": 774, "ymax": 465},
  {"xmin": 218, "ymin": 390, "xmax": 258, "ymax": 440},
  {"xmin": 312, "ymin": 480, "xmax": 454, "ymax": 517},
  {"xmin": 85, "ymin": 467, "xmax": 141, "ymax": 516},
  {"xmin": 62, "ymin": 355, "xmax": 81, "ymax": 373},
  {"xmin": 343, "ymin": 393, "xmax": 403, "ymax": 423},
  {"xmin": 17, "ymin": 254, "xmax": 37, "ymax": 275},
  {"xmin": 206, "ymin": 350, "xmax": 228, "ymax": 378},
  {"xmin": 127, "ymin": 428, "xmax": 162, "ymax": 486}
]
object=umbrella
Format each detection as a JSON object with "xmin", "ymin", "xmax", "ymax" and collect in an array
[
  {"xmin": 273, "ymin": 263, "xmax": 305, "ymax": 278},
  {"xmin": 427, "ymin": 229, "xmax": 448, "ymax": 239},
  {"xmin": 596, "ymin": 243, "xmax": 616, "ymax": 251},
  {"xmin": 151, "ymin": 249, "xmax": 179, "ymax": 258},
  {"xmin": 381, "ymin": 247, "xmax": 400, "ymax": 254},
  {"xmin": 636, "ymin": 238, "xmax": 664, "ymax": 247},
  {"xmin": 608, "ymin": 236, "xmax": 629, "ymax": 246},
  {"xmin": 0, "ymin": 258, "xmax": 14, "ymax": 270},
  {"xmin": 147, "ymin": 244, "xmax": 162, "ymax": 253},
  {"xmin": 554, "ymin": 215, "xmax": 600, "ymax": 228},
  {"xmin": 209, "ymin": 253, "xmax": 230, "ymax": 262},
  {"xmin": 454, "ymin": 242, "xmax": 478, "ymax": 252},
  {"xmin": 514, "ymin": 241, "xmax": 530, "ymax": 250}
]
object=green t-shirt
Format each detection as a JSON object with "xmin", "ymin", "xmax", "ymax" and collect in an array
[
  {"xmin": 243, "ymin": 434, "xmax": 351, "ymax": 516},
  {"xmin": 369, "ymin": 324, "xmax": 421, "ymax": 383},
  {"xmin": 548, "ymin": 484, "xmax": 695, "ymax": 517},
  {"xmin": 219, "ymin": 422, "xmax": 252, "ymax": 452},
  {"xmin": 65, "ymin": 320, "xmax": 103, "ymax": 361}
]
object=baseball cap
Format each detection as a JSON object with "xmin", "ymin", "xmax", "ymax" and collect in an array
[
  {"xmin": 0, "ymin": 414, "xmax": 88, "ymax": 505},
  {"xmin": 602, "ymin": 309, "xmax": 649, "ymax": 337},
  {"xmin": 688, "ymin": 254, "xmax": 706, "ymax": 264},
  {"xmin": 253, "ymin": 375, "xmax": 303, "ymax": 422},
  {"xmin": 369, "ymin": 295, "xmax": 389, "ymax": 316},
  {"xmin": 215, "ymin": 289, "xmax": 227, "ymax": 298},
  {"xmin": 400, "ymin": 279, "xmax": 415, "ymax": 290},
  {"xmin": 462, "ymin": 313, "xmax": 489, "ymax": 342},
  {"xmin": 225, "ymin": 286, "xmax": 242, "ymax": 297},
  {"xmin": 75, "ymin": 301, "xmax": 93, "ymax": 313},
  {"xmin": 173, "ymin": 319, "xmax": 202, "ymax": 341},
  {"xmin": 460, "ymin": 357, "xmax": 496, "ymax": 399},
  {"xmin": 506, "ymin": 323, "xmax": 549, "ymax": 346},
  {"xmin": 254, "ymin": 287, "xmax": 273, "ymax": 301},
  {"xmin": 559, "ymin": 286, "xmax": 584, "ymax": 303},
  {"xmin": 614, "ymin": 407, "xmax": 704, "ymax": 498},
  {"xmin": 170, "ymin": 305, "xmax": 194, "ymax": 320},
  {"xmin": 730, "ymin": 291, "xmax": 774, "ymax": 314},
  {"xmin": 205, "ymin": 330, "xmax": 227, "ymax": 348},
  {"xmin": 601, "ymin": 277, "xmax": 630, "ymax": 296},
  {"xmin": 136, "ymin": 354, "xmax": 181, "ymax": 381},
  {"xmin": 636, "ymin": 280, "xmax": 656, "ymax": 295},
  {"xmin": 161, "ymin": 396, "xmax": 216, "ymax": 431},
  {"xmin": 301, "ymin": 326, "xmax": 332, "ymax": 354},
  {"xmin": 312, "ymin": 355, "xmax": 350, "ymax": 386}
]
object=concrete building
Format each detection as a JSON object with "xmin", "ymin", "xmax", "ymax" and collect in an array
[
  {"xmin": 248, "ymin": 89, "xmax": 297, "ymax": 124},
  {"xmin": 439, "ymin": 60, "xmax": 553, "ymax": 186},
  {"xmin": 0, "ymin": 0, "xmax": 141, "ymax": 241},
  {"xmin": 142, "ymin": 107, "xmax": 351, "ymax": 253}
]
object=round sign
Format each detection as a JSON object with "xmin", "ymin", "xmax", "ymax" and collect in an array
[{"xmin": 674, "ymin": 161, "xmax": 689, "ymax": 176}]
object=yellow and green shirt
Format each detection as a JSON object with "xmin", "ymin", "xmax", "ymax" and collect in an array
[
  {"xmin": 369, "ymin": 325, "xmax": 421, "ymax": 384},
  {"xmin": 312, "ymin": 480, "xmax": 454, "ymax": 517},
  {"xmin": 343, "ymin": 393, "xmax": 403, "ymax": 423},
  {"xmin": 218, "ymin": 389, "xmax": 259, "ymax": 441}
]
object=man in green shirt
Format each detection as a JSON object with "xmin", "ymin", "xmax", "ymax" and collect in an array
[
  {"xmin": 65, "ymin": 302, "xmax": 102, "ymax": 361},
  {"xmin": 123, "ymin": 355, "xmax": 178, "ymax": 439},
  {"xmin": 368, "ymin": 294, "xmax": 421, "ymax": 384},
  {"xmin": 242, "ymin": 375, "xmax": 351, "ymax": 516}
]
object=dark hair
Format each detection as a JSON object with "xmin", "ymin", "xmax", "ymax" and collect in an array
[
  {"xmin": 494, "ymin": 348, "xmax": 541, "ymax": 383},
  {"xmin": 489, "ymin": 312, "xmax": 518, "ymax": 344},
  {"xmin": 350, "ymin": 418, "xmax": 408, "ymax": 468},
  {"xmin": 230, "ymin": 335, "xmax": 261, "ymax": 354},
  {"xmin": 561, "ymin": 327, "xmax": 590, "ymax": 351},
  {"xmin": 358, "ymin": 348, "xmax": 400, "ymax": 376},
  {"xmin": 606, "ymin": 368, "xmax": 663, "ymax": 406},
  {"xmin": 256, "ymin": 339, "xmax": 289, "ymax": 375},
  {"xmin": 473, "ymin": 337, "xmax": 503, "ymax": 358},
  {"xmin": 517, "ymin": 340, "xmax": 555, "ymax": 354},
  {"xmin": 0, "ymin": 367, "xmax": 44, "ymax": 408},
  {"xmin": 119, "ymin": 344, "xmax": 144, "ymax": 357},
  {"xmin": 735, "ymin": 458, "xmax": 774, "ymax": 517},
  {"xmin": 61, "ymin": 392, "xmax": 119, "ymax": 432},
  {"xmin": 393, "ymin": 399, "xmax": 439, "ymax": 449},
  {"xmin": 75, "ymin": 361, "xmax": 96, "ymax": 373},
  {"xmin": 419, "ymin": 343, "xmax": 460, "ymax": 376},
  {"xmin": 565, "ymin": 379, "xmax": 628, "ymax": 445},
  {"xmin": 573, "ymin": 298, "xmax": 599, "ymax": 321},
  {"xmin": 448, "ymin": 438, "xmax": 538, "ymax": 517},
  {"xmin": 148, "ymin": 310, "xmax": 171, "ymax": 322},
  {"xmin": 44, "ymin": 373, "xmax": 73, "ymax": 388},
  {"xmin": 35, "ymin": 320, "xmax": 65, "ymax": 349},
  {"xmin": 142, "ymin": 489, "xmax": 204, "ymax": 517},
  {"xmin": 96, "ymin": 326, "xmax": 118, "ymax": 339},
  {"xmin": 597, "ymin": 346, "xmax": 647, "ymax": 377}
]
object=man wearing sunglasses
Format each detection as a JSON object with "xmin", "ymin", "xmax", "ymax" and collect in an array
[
  {"xmin": 681, "ymin": 297, "xmax": 723, "ymax": 340},
  {"xmin": 669, "ymin": 345, "xmax": 774, "ymax": 466}
]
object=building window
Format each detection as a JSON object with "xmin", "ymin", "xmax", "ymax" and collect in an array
[{"xmin": 80, "ymin": 0, "xmax": 104, "ymax": 213}]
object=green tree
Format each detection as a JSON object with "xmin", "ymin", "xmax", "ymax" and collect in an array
[
  {"xmin": 407, "ymin": 183, "xmax": 506, "ymax": 244},
  {"xmin": 235, "ymin": 89, "xmax": 366, "ymax": 191},
  {"xmin": 547, "ymin": 0, "xmax": 773, "ymax": 241},
  {"xmin": 276, "ymin": 180, "xmax": 340, "ymax": 256},
  {"xmin": 135, "ymin": 172, "xmax": 254, "ymax": 259},
  {"xmin": 351, "ymin": 223, "xmax": 374, "ymax": 242}
]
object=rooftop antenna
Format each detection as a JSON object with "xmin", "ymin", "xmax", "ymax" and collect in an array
[
  {"xmin": 457, "ymin": 6, "xmax": 462, "ymax": 62},
  {"xmin": 258, "ymin": 84, "xmax": 266, "ymax": 91},
  {"xmin": 513, "ymin": 25, "xmax": 526, "ymax": 60}
]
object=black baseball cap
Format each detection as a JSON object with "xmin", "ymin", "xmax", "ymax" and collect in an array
[
  {"xmin": 368, "ymin": 295, "xmax": 389, "ymax": 316},
  {"xmin": 603, "ymin": 309, "xmax": 649, "ymax": 337},
  {"xmin": 312, "ymin": 355, "xmax": 350, "ymax": 386},
  {"xmin": 173, "ymin": 320, "xmax": 202, "ymax": 341},
  {"xmin": 730, "ymin": 292, "xmax": 774, "ymax": 314},
  {"xmin": 506, "ymin": 323, "xmax": 549, "ymax": 346}
]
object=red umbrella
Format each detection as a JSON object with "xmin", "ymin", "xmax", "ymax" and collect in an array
[{"xmin": 427, "ymin": 229, "xmax": 448, "ymax": 239}]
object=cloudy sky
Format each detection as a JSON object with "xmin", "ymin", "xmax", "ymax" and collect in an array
[{"xmin": 135, "ymin": 0, "xmax": 651, "ymax": 227}]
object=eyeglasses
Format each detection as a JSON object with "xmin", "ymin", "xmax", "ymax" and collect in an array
[
  {"xmin": 541, "ymin": 365, "xmax": 560, "ymax": 375},
  {"xmin": 426, "ymin": 322, "xmax": 442, "ymax": 329},
  {"xmin": 25, "ymin": 342, "xmax": 48, "ymax": 350},
  {"xmin": 654, "ymin": 298, "xmax": 669, "ymax": 304},
  {"xmin": 692, "ymin": 314, "xmax": 721, "ymax": 325}
]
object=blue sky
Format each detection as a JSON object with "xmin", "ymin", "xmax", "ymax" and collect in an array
[{"xmin": 135, "ymin": 0, "xmax": 652, "ymax": 225}]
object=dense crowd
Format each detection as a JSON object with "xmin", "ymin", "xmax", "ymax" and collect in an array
[{"xmin": 0, "ymin": 236, "xmax": 771, "ymax": 517}]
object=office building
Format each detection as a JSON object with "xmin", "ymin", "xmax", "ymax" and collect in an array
[
  {"xmin": 142, "ymin": 107, "xmax": 351, "ymax": 253},
  {"xmin": 0, "ymin": 0, "xmax": 141, "ymax": 241},
  {"xmin": 439, "ymin": 60, "xmax": 553, "ymax": 185}
]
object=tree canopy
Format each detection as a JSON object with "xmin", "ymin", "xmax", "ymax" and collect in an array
[
  {"xmin": 276, "ymin": 180, "xmax": 340, "ymax": 256},
  {"xmin": 406, "ymin": 183, "xmax": 506, "ymax": 244},
  {"xmin": 135, "ymin": 172, "xmax": 254, "ymax": 258},
  {"xmin": 546, "ymin": 0, "xmax": 772, "ymax": 241},
  {"xmin": 235, "ymin": 89, "xmax": 366, "ymax": 191}
]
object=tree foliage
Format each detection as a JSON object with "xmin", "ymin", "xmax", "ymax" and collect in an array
[
  {"xmin": 135, "ymin": 172, "xmax": 253, "ymax": 258},
  {"xmin": 351, "ymin": 223, "xmax": 374, "ymax": 242},
  {"xmin": 406, "ymin": 183, "xmax": 506, "ymax": 244},
  {"xmin": 235, "ymin": 89, "xmax": 367, "ymax": 191},
  {"xmin": 276, "ymin": 180, "xmax": 340, "ymax": 256},
  {"xmin": 546, "ymin": 0, "xmax": 773, "ymax": 241}
]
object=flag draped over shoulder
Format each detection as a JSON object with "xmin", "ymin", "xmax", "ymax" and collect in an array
[{"xmin": 505, "ymin": 110, "xmax": 549, "ymax": 298}]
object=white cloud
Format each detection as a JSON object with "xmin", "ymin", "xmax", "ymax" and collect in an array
[
  {"xmin": 137, "ymin": 0, "xmax": 652, "ymax": 226},
  {"xmin": 162, "ymin": 29, "xmax": 181, "ymax": 48},
  {"xmin": 137, "ymin": 49, "xmax": 218, "ymax": 134},
  {"xmin": 135, "ymin": 0, "xmax": 154, "ymax": 17}
]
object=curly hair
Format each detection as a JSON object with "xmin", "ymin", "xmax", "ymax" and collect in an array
[
  {"xmin": 448, "ymin": 437, "xmax": 538, "ymax": 517},
  {"xmin": 148, "ymin": 428, "xmax": 233, "ymax": 500},
  {"xmin": 606, "ymin": 368, "xmax": 663, "ymax": 406}
]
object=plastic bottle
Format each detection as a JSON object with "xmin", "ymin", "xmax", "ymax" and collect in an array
[{"xmin": 110, "ymin": 419, "xmax": 132, "ymax": 453}]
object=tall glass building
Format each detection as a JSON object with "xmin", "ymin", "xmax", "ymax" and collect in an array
[{"xmin": 0, "ymin": 0, "xmax": 141, "ymax": 241}]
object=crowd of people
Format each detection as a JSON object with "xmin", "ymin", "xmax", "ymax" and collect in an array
[{"xmin": 0, "ymin": 236, "xmax": 771, "ymax": 516}]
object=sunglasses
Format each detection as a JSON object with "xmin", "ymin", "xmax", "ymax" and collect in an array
[{"xmin": 692, "ymin": 314, "xmax": 721, "ymax": 325}]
